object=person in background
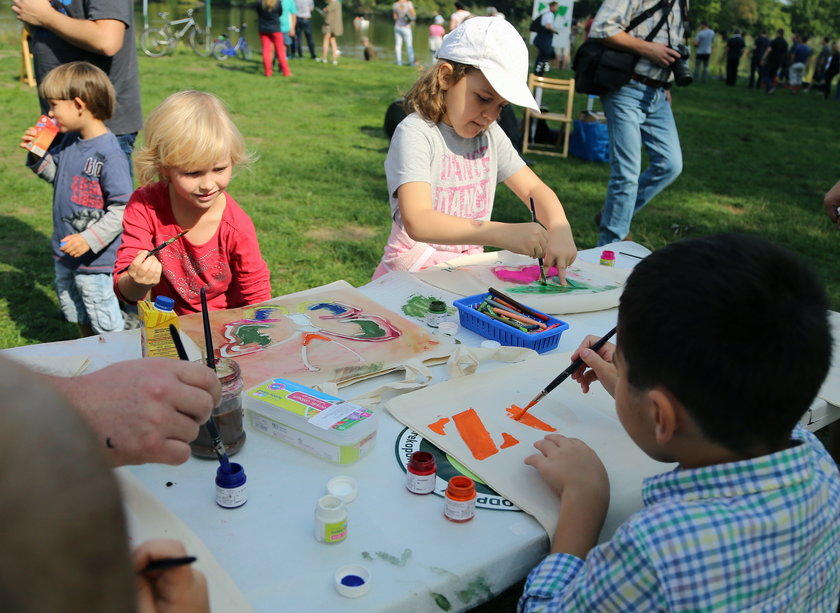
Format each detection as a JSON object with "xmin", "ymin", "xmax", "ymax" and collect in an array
[
  {"xmin": 449, "ymin": 1, "xmax": 470, "ymax": 31},
  {"xmin": 533, "ymin": 0, "xmax": 559, "ymax": 75},
  {"xmin": 761, "ymin": 28, "xmax": 788, "ymax": 94},
  {"xmin": 256, "ymin": 0, "xmax": 292, "ymax": 77},
  {"xmin": 293, "ymin": 0, "xmax": 317, "ymax": 60},
  {"xmin": 0, "ymin": 356, "xmax": 210, "ymax": 613},
  {"xmin": 279, "ymin": 0, "xmax": 297, "ymax": 60},
  {"xmin": 486, "ymin": 6, "xmax": 504, "ymax": 19},
  {"xmin": 810, "ymin": 36, "xmax": 832, "ymax": 92},
  {"xmin": 748, "ymin": 29, "xmax": 770, "ymax": 88},
  {"xmin": 374, "ymin": 17, "xmax": 576, "ymax": 281},
  {"xmin": 115, "ymin": 91, "xmax": 271, "ymax": 315},
  {"xmin": 20, "ymin": 62, "xmax": 131, "ymax": 337},
  {"xmin": 692, "ymin": 21, "xmax": 715, "ymax": 83},
  {"xmin": 787, "ymin": 34, "xmax": 812, "ymax": 93},
  {"xmin": 392, "ymin": 0, "xmax": 416, "ymax": 67},
  {"xmin": 520, "ymin": 233, "xmax": 840, "ymax": 611},
  {"xmin": 588, "ymin": 0, "xmax": 685, "ymax": 246},
  {"xmin": 429, "ymin": 14, "xmax": 445, "ymax": 63},
  {"xmin": 320, "ymin": 0, "xmax": 343, "ymax": 64},
  {"xmin": 723, "ymin": 28, "xmax": 745, "ymax": 86},
  {"xmin": 823, "ymin": 42, "xmax": 840, "ymax": 100}
]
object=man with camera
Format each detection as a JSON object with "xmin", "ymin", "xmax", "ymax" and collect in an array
[{"xmin": 589, "ymin": 0, "xmax": 687, "ymax": 246}]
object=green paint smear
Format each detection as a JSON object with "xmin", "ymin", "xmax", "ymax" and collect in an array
[
  {"xmin": 351, "ymin": 320, "xmax": 388, "ymax": 338},
  {"xmin": 433, "ymin": 593, "xmax": 452, "ymax": 611},
  {"xmin": 376, "ymin": 548, "xmax": 412, "ymax": 566},
  {"xmin": 233, "ymin": 323, "xmax": 274, "ymax": 346},
  {"xmin": 508, "ymin": 278, "xmax": 618, "ymax": 295},
  {"xmin": 402, "ymin": 295, "xmax": 456, "ymax": 319},
  {"xmin": 361, "ymin": 552, "xmax": 373, "ymax": 561},
  {"xmin": 455, "ymin": 576, "xmax": 493, "ymax": 604}
]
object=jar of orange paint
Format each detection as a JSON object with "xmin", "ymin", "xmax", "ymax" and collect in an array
[{"xmin": 443, "ymin": 476, "xmax": 476, "ymax": 522}]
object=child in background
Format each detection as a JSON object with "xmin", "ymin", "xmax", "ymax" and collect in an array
[
  {"xmin": 428, "ymin": 15, "xmax": 445, "ymax": 62},
  {"xmin": 520, "ymin": 233, "xmax": 840, "ymax": 612},
  {"xmin": 373, "ymin": 17, "xmax": 576, "ymax": 282},
  {"xmin": 115, "ymin": 91, "xmax": 271, "ymax": 315},
  {"xmin": 19, "ymin": 61, "xmax": 131, "ymax": 336},
  {"xmin": 0, "ymin": 356, "xmax": 210, "ymax": 613},
  {"xmin": 256, "ymin": 0, "xmax": 292, "ymax": 77}
]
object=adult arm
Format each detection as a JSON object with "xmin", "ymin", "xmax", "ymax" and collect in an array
[
  {"xmin": 45, "ymin": 358, "xmax": 220, "ymax": 466},
  {"xmin": 598, "ymin": 30, "xmax": 680, "ymax": 67},
  {"xmin": 825, "ymin": 179, "xmax": 840, "ymax": 227},
  {"xmin": 11, "ymin": 0, "xmax": 125, "ymax": 56}
]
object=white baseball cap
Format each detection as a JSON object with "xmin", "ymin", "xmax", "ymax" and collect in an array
[{"xmin": 436, "ymin": 17, "xmax": 539, "ymax": 113}]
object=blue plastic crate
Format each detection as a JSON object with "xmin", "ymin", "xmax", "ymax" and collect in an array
[{"xmin": 453, "ymin": 292, "xmax": 569, "ymax": 354}]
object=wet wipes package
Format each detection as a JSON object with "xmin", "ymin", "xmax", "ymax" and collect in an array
[{"xmin": 245, "ymin": 378, "xmax": 378, "ymax": 464}]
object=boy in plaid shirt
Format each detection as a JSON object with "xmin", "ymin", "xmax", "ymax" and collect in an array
[{"xmin": 520, "ymin": 233, "xmax": 840, "ymax": 612}]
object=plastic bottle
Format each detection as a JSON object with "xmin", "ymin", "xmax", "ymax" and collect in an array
[
  {"xmin": 314, "ymin": 495, "xmax": 348, "ymax": 543},
  {"xmin": 406, "ymin": 450, "xmax": 437, "ymax": 495},
  {"xmin": 215, "ymin": 462, "xmax": 247, "ymax": 509},
  {"xmin": 425, "ymin": 300, "xmax": 448, "ymax": 327},
  {"xmin": 443, "ymin": 476, "xmax": 476, "ymax": 522},
  {"xmin": 139, "ymin": 296, "xmax": 180, "ymax": 358}
]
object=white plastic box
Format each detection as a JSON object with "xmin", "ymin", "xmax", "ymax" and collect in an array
[{"xmin": 244, "ymin": 378, "xmax": 378, "ymax": 464}]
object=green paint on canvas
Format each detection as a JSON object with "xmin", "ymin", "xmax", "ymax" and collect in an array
[{"xmin": 402, "ymin": 295, "xmax": 456, "ymax": 319}]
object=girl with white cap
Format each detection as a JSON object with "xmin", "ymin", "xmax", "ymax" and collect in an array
[{"xmin": 373, "ymin": 17, "xmax": 577, "ymax": 282}]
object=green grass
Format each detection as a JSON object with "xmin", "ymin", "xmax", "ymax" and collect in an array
[{"xmin": 1, "ymin": 45, "xmax": 839, "ymax": 349}]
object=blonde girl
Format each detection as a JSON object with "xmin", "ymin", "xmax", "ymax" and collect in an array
[
  {"xmin": 373, "ymin": 17, "xmax": 577, "ymax": 281},
  {"xmin": 115, "ymin": 91, "xmax": 271, "ymax": 314}
]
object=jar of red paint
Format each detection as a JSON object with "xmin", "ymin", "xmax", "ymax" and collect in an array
[{"xmin": 406, "ymin": 451, "xmax": 437, "ymax": 495}]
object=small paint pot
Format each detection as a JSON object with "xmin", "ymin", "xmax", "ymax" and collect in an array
[
  {"xmin": 406, "ymin": 450, "xmax": 437, "ymax": 495},
  {"xmin": 443, "ymin": 475, "xmax": 476, "ymax": 523},
  {"xmin": 215, "ymin": 462, "xmax": 247, "ymax": 509},
  {"xmin": 600, "ymin": 250, "xmax": 616, "ymax": 267},
  {"xmin": 335, "ymin": 564, "xmax": 370, "ymax": 598},
  {"xmin": 480, "ymin": 340, "xmax": 501, "ymax": 349},
  {"xmin": 327, "ymin": 475, "xmax": 357, "ymax": 504},
  {"xmin": 425, "ymin": 300, "xmax": 448, "ymax": 327},
  {"xmin": 438, "ymin": 321, "xmax": 459, "ymax": 336}
]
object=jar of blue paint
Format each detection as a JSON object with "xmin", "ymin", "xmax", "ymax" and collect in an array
[{"xmin": 215, "ymin": 462, "xmax": 247, "ymax": 508}]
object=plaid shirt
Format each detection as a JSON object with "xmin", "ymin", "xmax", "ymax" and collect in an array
[
  {"xmin": 519, "ymin": 426, "xmax": 840, "ymax": 612},
  {"xmin": 589, "ymin": 0, "xmax": 686, "ymax": 81}
]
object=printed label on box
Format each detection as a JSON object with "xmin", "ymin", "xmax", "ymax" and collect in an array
[{"xmin": 26, "ymin": 114, "xmax": 59, "ymax": 158}]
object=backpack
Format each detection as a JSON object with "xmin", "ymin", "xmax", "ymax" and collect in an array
[{"xmin": 529, "ymin": 13, "xmax": 544, "ymax": 33}]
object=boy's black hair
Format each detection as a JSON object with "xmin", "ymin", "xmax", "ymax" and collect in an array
[{"xmin": 618, "ymin": 233, "xmax": 832, "ymax": 452}]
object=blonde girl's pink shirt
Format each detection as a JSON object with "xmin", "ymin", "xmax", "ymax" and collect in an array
[
  {"xmin": 374, "ymin": 112, "xmax": 524, "ymax": 279},
  {"xmin": 114, "ymin": 182, "xmax": 272, "ymax": 314}
]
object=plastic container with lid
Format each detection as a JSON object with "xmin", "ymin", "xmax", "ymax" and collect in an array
[{"xmin": 245, "ymin": 378, "xmax": 378, "ymax": 464}]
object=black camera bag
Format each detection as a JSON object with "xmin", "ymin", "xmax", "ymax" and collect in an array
[{"xmin": 573, "ymin": 0, "xmax": 675, "ymax": 95}]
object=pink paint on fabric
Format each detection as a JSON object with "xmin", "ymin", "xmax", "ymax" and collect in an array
[{"xmin": 492, "ymin": 265, "xmax": 559, "ymax": 284}]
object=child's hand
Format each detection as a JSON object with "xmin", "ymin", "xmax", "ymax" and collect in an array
[
  {"xmin": 59, "ymin": 233, "xmax": 91, "ymax": 258},
  {"xmin": 19, "ymin": 127, "xmax": 37, "ymax": 150},
  {"xmin": 499, "ymin": 221, "xmax": 548, "ymax": 261},
  {"xmin": 570, "ymin": 336, "xmax": 617, "ymax": 396},
  {"xmin": 525, "ymin": 433, "xmax": 609, "ymax": 503},
  {"xmin": 544, "ymin": 224, "xmax": 577, "ymax": 285},
  {"xmin": 133, "ymin": 539, "xmax": 209, "ymax": 613},
  {"xmin": 127, "ymin": 250, "xmax": 163, "ymax": 286}
]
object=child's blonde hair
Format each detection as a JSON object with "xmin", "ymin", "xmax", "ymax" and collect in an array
[
  {"xmin": 403, "ymin": 60, "xmax": 473, "ymax": 124},
  {"xmin": 134, "ymin": 90, "xmax": 252, "ymax": 186},
  {"xmin": 39, "ymin": 61, "xmax": 116, "ymax": 121}
]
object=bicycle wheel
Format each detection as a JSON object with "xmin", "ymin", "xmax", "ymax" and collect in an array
[
  {"xmin": 213, "ymin": 41, "xmax": 231, "ymax": 61},
  {"xmin": 189, "ymin": 26, "xmax": 212, "ymax": 57},
  {"xmin": 141, "ymin": 27, "xmax": 171, "ymax": 57},
  {"xmin": 239, "ymin": 42, "xmax": 253, "ymax": 61}
]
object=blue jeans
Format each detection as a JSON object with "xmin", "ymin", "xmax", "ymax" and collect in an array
[
  {"xmin": 394, "ymin": 25, "xmax": 414, "ymax": 66},
  {"xmin": 115, "ymin": 132, "xmax": 137, "ymax": 183},
  {"xmin": 54, "ymin": 262, "xmax": 124, "ymax": 333},
  {"xmin": 295, "ymin": 18, "xmax": 316, "ymax": 58},
  {"xmin": 599, "ymin": 81, "xmax": 682, "ymax": 246}
]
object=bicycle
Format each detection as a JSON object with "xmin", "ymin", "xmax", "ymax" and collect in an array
[
  {"xmin": 212, "ymin": 24, "xmax": 253, "ymax": 62},
  {"xmin": 141, "ymin": 7, "xmax": 212, "ymax": 58}
]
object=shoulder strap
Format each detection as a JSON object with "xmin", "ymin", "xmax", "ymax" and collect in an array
[{"xmin": 625, "ymin": 0, "xmax": 668, "ymax": 34}]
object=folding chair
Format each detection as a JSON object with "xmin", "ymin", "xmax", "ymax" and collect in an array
[{"xmin": 521, "ymin": 74, "xmax": 576, "ymax": 158}]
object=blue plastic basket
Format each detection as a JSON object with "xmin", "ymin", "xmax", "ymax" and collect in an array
[{"xmin": 453, "ymin": 293, "xmax": 569, "ymax": 354}]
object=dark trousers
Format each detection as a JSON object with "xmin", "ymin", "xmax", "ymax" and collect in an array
[
  {"xmin": 725, "ymin": 57, "xmax": 740, "ymax": 86},
  {"xmin": 294, "ymin": 18, "xmax": 316, "ymax": 58},
  {"xmin": 748, "ymin": 58, "xmax": 761, "ymax": 87}
]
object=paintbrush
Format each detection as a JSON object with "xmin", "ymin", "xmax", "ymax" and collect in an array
[
  {"xmin": 516, "ymin": 326, "xmax": 617, "ymax": 421},
  {"xmin": 168, "ymin": 323, "xmax": 231, "ymax": 473},
  {"xmin": 140, "ymin": 556, "xmax": 197, "ymax": 574},
  {"xmin": 529, "ymin": 197, "xmax": 547, "ymax": 286},
  {"xmin": 116, "ymin": 228, "xmax": 190, "ymax": 275}
]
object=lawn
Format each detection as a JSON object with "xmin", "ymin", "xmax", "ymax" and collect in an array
[{"xmin": 0, "ymin": 44, "xmax": 838, "ymax": 349}]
